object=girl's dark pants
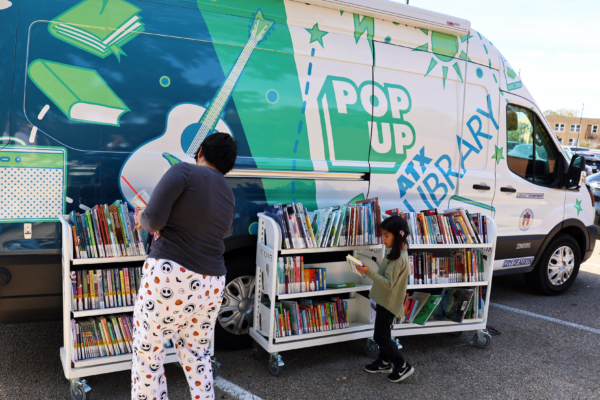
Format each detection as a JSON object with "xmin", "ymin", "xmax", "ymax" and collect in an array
[{"xmin": 374, "ymin": 304, "xmax": 405, "ymax": 366}]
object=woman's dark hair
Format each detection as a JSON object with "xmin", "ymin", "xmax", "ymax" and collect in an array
[
  {"xmin": 379, "ymin": 215, "xmax": 410, "ymax": 260},
  {"xmin": 195, "ymin": 132, "xmax": 238, "ymax": 174}
]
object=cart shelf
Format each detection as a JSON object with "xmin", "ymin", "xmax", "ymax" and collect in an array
[
  {"xmin": 251, "ymin": 211, "xmax": 498, "ymax": 376},
  {"xmin": 72, "ymin": 306, "xmax": 135, "ymax": 318}
]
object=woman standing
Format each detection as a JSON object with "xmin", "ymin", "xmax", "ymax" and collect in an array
[{"xmin": 132, "ymin": 132, "xmax": 237, "ymax": 400}]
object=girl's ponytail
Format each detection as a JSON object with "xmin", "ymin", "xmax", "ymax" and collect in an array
[{"xmin": 379, "ymin": 216, "xmax": 410, "ymax": 260}]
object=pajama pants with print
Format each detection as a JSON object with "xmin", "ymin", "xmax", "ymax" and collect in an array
[{"xmin": 131, "ymin": 258, "xmax": 224, "ymax": 400}]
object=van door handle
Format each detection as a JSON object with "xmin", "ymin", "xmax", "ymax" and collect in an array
[
  {"xmin": 473, "ymin": 184, "xmax": 490, "ymax": 191},
  {"xmin": 500, "ymin": 186, "xmax": 517, "ymax": 193}
]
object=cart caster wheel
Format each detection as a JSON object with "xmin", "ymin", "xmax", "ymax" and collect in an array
[
  {"xmin": 451, "ymin": 331, "xmax": 463, "ymax": 337},
  {"xmin": 268, "ymin": 353, "xmax": 284, "ymax": 376},
  {"xmin": 70, "ymin": 379, "xmax": 91, "ymax": 400},
  {"xmin": 365, "ymin": 338, "xmax": 379, "ymax": 358},
  {"xmin": 472, "ymin": 332, "xmax": 492, "ymax": 349},
  {"xmin": 252, "ymin": 340, "xmax": 264, "ymax": 361}
]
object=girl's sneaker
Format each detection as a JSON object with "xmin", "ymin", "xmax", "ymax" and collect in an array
[
  {"xmin": 364, "ymin": 359, "xmax": 393, "ymax": 373},
  {"xmin": 388, "ymin": 363, "xmax": 414, "ymax": 382}
]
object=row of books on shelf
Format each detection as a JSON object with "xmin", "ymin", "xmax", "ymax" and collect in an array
[
  {"xmin": 388, "ymin": 207, "xmax": 488, "ymax": 245},
  {"xmin": 273, "ymin": 298, "xmax": 349, "ymax": 337},
  {"xmin": 397, "ymin": 288, "xmax": 483, "ymax": 325},
  {"xmin": 68, "ymin": 200, "xmax": 149, "ymax": 259},
  {"xmin": 70, "ymin": 267, "xmax": 142, "ymax": 311},
  {"xmin": 264, "ymin": 198, "xmax": 382, "ymax": 250},
  {"xmin": 264, "ymin": 199, "xmax": 491, "ymax": 251},
  {"xmin": 70, "ymin": 315, "xmax": 135, "ymax": 361},
  {"xmin": 408, "ymin": 250, "xmax": 486, "ymax": 285}
]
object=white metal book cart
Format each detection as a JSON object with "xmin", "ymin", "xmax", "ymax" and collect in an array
[
  {"xmin": 249, "ymin": 212, "xmax": 497, "ymax": 376},
  {"xmin": 58, "ymin": 215, "xmax": 217, "ymax": 400}
]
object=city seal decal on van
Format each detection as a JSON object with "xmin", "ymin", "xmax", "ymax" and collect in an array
[
  {"xmin": 502, "ymin": 257, "xmax": 534, "ymax": 268},
  {"xmin": 516, "ymin": 193, "xmax": 544, "ymax": 199},
  {"xmin": 518, "ymin": 208, "xmax": 533, "ymax": 231}
]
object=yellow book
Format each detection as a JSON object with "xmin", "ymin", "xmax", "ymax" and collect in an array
[
  {"xmin": 88, "ymin": 271, "xmax": 96, "ymax": 309},
  {"xmin": 119, "ymin": 270, "xmax": 127, "ymax": 306}
]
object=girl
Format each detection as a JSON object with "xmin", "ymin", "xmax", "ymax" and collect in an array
[{"xmin": 355, "ymin": 215, "xmax": 414, "ymax": 383}]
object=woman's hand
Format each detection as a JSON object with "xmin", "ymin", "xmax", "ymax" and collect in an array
[
  {"xmin": 134, "ymin": 211, "xmax": 143, "ymax": 230},
  {"xmin": 355, "ymin": 263, "xmax": 370, "ymax": 274}
]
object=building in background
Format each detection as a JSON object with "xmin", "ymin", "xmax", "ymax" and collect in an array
[{"xmin": 547, "ymin": 116, "xmax": 600, "ymax": 147}]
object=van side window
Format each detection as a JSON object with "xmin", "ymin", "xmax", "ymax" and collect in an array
[{"xmin": 506, "ymin": 104, "xmax": 558, "ymax": 185}]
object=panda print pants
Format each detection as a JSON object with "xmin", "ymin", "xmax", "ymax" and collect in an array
[{"xmin": 131, "ymin": 258, "xmax": 225, "ymax": 400}]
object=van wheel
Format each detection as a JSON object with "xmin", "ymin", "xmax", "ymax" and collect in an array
[
  {"xmin": 215, "ymin": 248, "xmax": 255, "ymax": 349},
  {"xmin": 524, "ymin": 234, "xmax": 580, "ymax": 295}
]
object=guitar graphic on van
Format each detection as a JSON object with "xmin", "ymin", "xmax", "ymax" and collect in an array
[{"xmin": 119, "ymin": 10, "xmax": 274, "ymax": 202}]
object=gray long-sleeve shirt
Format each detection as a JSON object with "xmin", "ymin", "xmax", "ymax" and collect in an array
[{"xmin": 140, "ymin": 162, "xmax": 235, "ymax": 276}]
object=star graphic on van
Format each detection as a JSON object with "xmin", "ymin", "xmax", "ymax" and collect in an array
[
  {"xmin": 491, "ymin": 145, "xmax": 504, "ymax": 165},
  {"xmin": 306, "ymin": 23, "xmax": 328, "ymax": 48},
  {"xmin": 413, "ymin": 30, "xmax": 469, "ymax": 88},
  {"xmin": 574, "ymin": 199, "xmax": 582, "ymax": 215}
]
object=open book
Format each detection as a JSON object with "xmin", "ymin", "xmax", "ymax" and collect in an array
[
  {"xmin": 346, "ymin": 255, "xmax": 366, "ymax": 278},
  {"xmin": 28, "ymin": 60, "xmax": 129, "ymax": 126},
  {"xmin": 49, "ymin": 0, "xmax": 144, "ymax": 60}
]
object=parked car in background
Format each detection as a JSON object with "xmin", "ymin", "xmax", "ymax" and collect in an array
[
  {"xmin": 563, "ymin": 148, "xmax": 594, "ymax": 175},
  {"xmin": 563, "ymin": 146, "xmax": 600, "ymax": 173},
  {"xmin": 585, "ymin": 172, "xmax": 600, "ymax": 228}
]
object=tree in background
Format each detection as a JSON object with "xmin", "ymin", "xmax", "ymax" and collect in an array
[{"xmin": 543, "ymin": 108, "xmax": 579, "ymax": 118}]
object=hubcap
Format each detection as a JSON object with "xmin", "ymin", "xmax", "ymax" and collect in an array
[
  {"xmin": 217, "ymin": 276, "xmax": 255, "ymax": 335},
  {"xmin": 547, "ymin": 246, "xmax": 575, "ymax": 285}
]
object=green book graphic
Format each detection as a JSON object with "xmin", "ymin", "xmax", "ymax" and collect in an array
[
  {"xmin": 28, "ymin": 59, "xmax": 129, "ymax": 126},
  {"xmin": 48, "ymin": 0, "xmax": 144, "ymax": 60}
]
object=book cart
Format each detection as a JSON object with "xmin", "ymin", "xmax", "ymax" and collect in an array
[
  {"xmin": 249, "ymin": 212, "xmax": 497, "ymax": 376},
  {"xmin": 58, "ymin": 215, "xmax": 217, "ymax": 400}
]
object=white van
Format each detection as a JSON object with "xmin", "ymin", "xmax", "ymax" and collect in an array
[{"xmin": 0, "ymin": 0, "xmax": 594, "ymax": 346}]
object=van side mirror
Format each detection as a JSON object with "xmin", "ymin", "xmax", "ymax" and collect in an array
[{"xmin": 564, "ymin": 155, "xmax": 585, "ymax": 190}]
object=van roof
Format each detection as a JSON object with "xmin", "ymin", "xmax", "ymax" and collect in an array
[{"xmin": 294, "ymin": 0, "xmax": 471, "ymax": 36}]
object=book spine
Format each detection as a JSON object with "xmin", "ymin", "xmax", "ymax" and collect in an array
[
  {"xmin": 114, "ymin": 269, "xmax": 122, "ymax": 307},
  {"xmin": 129, "ymin": 267, "xmax": 137, "ymax": 301},
  {"xmin": 123, "ymin": 268, "xmax": 132, "ymax": 306},
  {"xmin": 97, "ymin": 270, "xmax": 105, "ymax": 309},
  {"xmin": 70, "ymin": 271, "xmax": 78, "ymax": 311},
  {"xmin": 119, "ymin": 269, "xmax": 127, "ymax": 307},
  {"xmin": 76, "ymin": 270, "xmax": 83, "ymax": 311},
  {"xmin": 91, "ymin": 209, "xmax": 106, "ymax": 258},
  {"xmin": 85, "ymin": 211, "xmax": 99, "ymax": 258}
]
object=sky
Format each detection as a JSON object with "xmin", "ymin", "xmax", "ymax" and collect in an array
[{"xmin": 407, "ymin": 0, "xmax": 600, "ymax": 118}]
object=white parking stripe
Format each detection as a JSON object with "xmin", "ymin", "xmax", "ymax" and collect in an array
[
  {"xmin": 215, "ymin": 376, "xmax": 264, "ymax": 400},
  {"xmin": 490, "ymin": 303, "xmax": 600, "ymax": 335}
]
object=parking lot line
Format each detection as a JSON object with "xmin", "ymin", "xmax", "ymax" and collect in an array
[
  {"xmin": 215, "ymin": 376, "xmax": 263, "ymax": 400},
  {"xmin": 582, "ymin": 262, "xmax": 600, "ymax": 268},
  {"xmin": 490, "ymin": 303, "xmax": 600, "ymax": 335}
]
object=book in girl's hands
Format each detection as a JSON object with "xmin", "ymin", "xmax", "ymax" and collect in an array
[{"xmin": 346, "ymin": 255, "xmax": 366, "ymax": 278}]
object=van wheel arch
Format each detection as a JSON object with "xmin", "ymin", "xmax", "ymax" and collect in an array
[{"xmin": 525, "ymin": 231, "xmax": 582, "ymax": 295}]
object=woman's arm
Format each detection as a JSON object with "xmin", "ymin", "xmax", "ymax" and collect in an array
[
  {"xmin": 365, "ymin": 258, "xmax": 406, "ymax": 290},
  {"xmin": 140, "ymin": 163, "xmax": 189, "ymax": 232}
]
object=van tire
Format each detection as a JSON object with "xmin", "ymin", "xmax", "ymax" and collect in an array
[
  {"xmin": 215, "ymin": 248, "xmax": 255, "ymax": 350},
  {"xmin": 524, "ymin": 233, "xmax": 581, "ymax": 295}
]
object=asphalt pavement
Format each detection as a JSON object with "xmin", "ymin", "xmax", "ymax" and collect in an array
[{"xmin": 1, "ymin": 258, "xmax": 599, "ymax": 399}]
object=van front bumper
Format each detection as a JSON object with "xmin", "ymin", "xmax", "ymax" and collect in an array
[{"xmin": 583, "ymin": 224, "xmax": 597, "ymax": 262}]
